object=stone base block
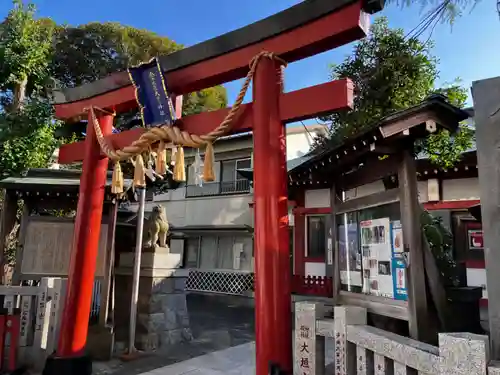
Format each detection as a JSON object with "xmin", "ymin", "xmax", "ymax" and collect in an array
[
  {"xmin": 86, "ymin": 325, "xmax": 114, "ymax": 361},
  {"xmin": 119, "ymin": 252, "xmax": 182, "ymax": 269},
  {"xmin": 114, "ymin": 273, "xmax": 192, "ymax": 353}
]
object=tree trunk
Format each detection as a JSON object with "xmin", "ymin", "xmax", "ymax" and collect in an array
[{"xmin": 11, "ymin": 75, "xmax": 28, "ymax": 112}]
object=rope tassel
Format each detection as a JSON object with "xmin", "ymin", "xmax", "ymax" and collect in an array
[
  {"xmin": 111, "ymin": 161, "xmax": 124, "ymax": 194},
  {"xmin": 173, "ymin": 146, "xmax": 186, "ymax": 182},
  {"xmin": 156, "ymin": 140, "xmax": 167, "ymax": 175},
  {"xmin": 133, "ymin": 154, "xmax": 146, "ymax": 188},
  {"xmin": 203, "ymin": 142, "xmax": 215, "ymax": 182}
]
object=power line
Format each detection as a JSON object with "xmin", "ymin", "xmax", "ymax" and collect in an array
[
  {"xmin": 300, "ymin": 120, "xmax": 315, "ymax": 147},
  {"xmin": 405, "ymin": 0, "xmax": 451, "ymax": 42}
]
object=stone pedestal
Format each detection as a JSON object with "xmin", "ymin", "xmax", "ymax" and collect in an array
[{"xmin": 114, "ymin": 249, "xmax": 192, "ymax": 351}]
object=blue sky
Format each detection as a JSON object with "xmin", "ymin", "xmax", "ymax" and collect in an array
[{"xmin": 1, "ymin": 0, "xmax": 498, "ymax": 109}]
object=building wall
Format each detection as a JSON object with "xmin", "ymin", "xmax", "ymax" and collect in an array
[
  {"xmin": 466, "ymin": 267, "xmax": 488, "ymax": 301},
  {"xmin": 286, "ymin": 131, "xmax": 316, "ymax": 160},
  {"xmin": 442, "ymin": 178, "xmax": 480, "ymax": 201},
  {"xmin": 155, "ymin": 195, "xmax": 254, "ymax": 228},
  {"xmin": 154, "ymin": 126, "xmax": 321, "ymax": 272},
  {"xmin": 296, "ymin": 177, "xmax": 482, "ymax": 283}
]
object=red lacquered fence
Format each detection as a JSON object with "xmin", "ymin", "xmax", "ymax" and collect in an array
[{"xmin": 291, "ymin": 275, "xmax": 333, "ymax": 297}]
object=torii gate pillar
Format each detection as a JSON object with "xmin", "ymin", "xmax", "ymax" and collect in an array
[
  {"xmin": 253, "ymin": 58, "xmax": 291, "ymax": 373},
  {"xmin": 44, "ymin": 111, "xmax": 113, "ymax": 374}
]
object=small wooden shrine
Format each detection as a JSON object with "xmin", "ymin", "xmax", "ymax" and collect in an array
[
  {"xmin": 287, "ymin": 95, "xmax": 470, "ymax": 342},
  {"xmin": 0, "ymin": 168, "xmax": 132, "ymax": 321}
]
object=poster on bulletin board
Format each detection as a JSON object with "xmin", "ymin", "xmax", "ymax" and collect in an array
[
  {"xmin": 391, "ymin": 257, "xmax": 408, "ymax": 300},
  {"xmin": 391, "ymin": 220, "xmax": 403, "ymax": 255},
  {"xmin": 360, "ymin": 218, "xmax": 393, "ymax": 298}
]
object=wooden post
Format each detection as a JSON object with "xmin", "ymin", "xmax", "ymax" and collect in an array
[
  {"xmin": 12, "ymin": 202, "xmax": 30, "ymax": 286},
  {"xmin": 0, "ymin": 189, "xmax": 18, "ymax": 284},
  {"xmin": 472, "ymin": 76, "xmax": 500, "ymax": 359},
  {"xmin": 398, "ymin": 148, "xmax": 429, "ymax": 341},
  {"xmin": 99, "ymin": 202, "xmax": 118, "ymax": 327},
  {"xmin": 327, "ymin": 184, "xmax": 340, "ymax": 302}
]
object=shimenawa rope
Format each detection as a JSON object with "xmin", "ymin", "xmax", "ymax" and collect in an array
[{"xmin": 89, "ymin": 51, "xmax": 287, "ymax": 161}]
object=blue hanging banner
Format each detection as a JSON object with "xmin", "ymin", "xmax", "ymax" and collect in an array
[{"xmin": 128, "ymin": 57, "xmax": 177, "ymax": 128}]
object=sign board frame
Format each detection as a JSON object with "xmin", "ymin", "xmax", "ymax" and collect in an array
[{"xmin": 17, "ymin": 216, "xmax": 108, "ymax": 280}]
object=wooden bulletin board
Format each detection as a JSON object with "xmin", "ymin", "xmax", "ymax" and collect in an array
[{"xmin": 18, "ymin": 217, "xmax": 107, "ymax": 279}]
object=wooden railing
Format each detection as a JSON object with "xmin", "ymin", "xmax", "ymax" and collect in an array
[
  {"xmin": 291, "ymin": 275, "xmax": 333, "ymax": 297},
  {"xmin": 294, "ymin": 301, "xmax": 492, "ymax": 375},
  {"xmin": 0, "ymin": 277, "xmax": 67, "ymax": 372}
]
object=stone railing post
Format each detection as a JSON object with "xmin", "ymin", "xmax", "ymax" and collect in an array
[
  {"xmin": 334, "ymin": 305, "xmax": 367, "ymax": 375},
  {"xmin": 439, "ymin": 333, "xmax": 489, "ymax": 375},
  {"xmin": 46, "ymin": 278, "xmax": 67, "ymax": 356},
  {"xmin": 294, "ymin": 301, "xmax": 325, "ymax": 375}
]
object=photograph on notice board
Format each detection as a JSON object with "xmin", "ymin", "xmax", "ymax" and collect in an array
[
  {"xmin": 378, "ymin": 261, "xmax": 391, "ymax": 276},
  {"xmin": 360, "ymin": 218, "xmax": 393, "ymax": 297},
  {"xmin": 391, "ymin": 220, "xmax": 403, "ymax": 254}
]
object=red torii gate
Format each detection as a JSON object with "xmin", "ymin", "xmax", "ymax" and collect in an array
[{"xmin": 47, "ymin": 1, "xmax": 383, "ymax": 374}]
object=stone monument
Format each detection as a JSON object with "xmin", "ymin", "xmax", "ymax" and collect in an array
[{"xmin": 115, "ymin": 205, "xmax": 192, "ymax": 351}]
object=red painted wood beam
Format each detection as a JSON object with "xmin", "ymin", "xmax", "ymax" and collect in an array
[
  {"xmin": 466, "ymin": 259, "xmax": 485, "ymax": 269},
  {"xmin": 423, "ymin": 200, "xmax": 480, "ymax": 210},
  {"xmin": 58, "ymin": 79, "xmax": 353, "ymax": 164},
  {"xmin": 53, "ymin": 1, "xmax": 365, "ymax": 120}
]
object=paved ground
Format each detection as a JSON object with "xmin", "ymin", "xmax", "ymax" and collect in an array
[
  {"xmin": 91, "ymin": 296, "xmax": 489, "ymax": 375},
  {"xmin": 94, "ymin": 294, "xmax": 255, "ymax": 375},
  {"xmin": 132, "ymin": 339, "xmax": 336, "ymax": 375}
]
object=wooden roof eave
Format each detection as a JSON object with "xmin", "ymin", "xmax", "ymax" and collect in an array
[{"xmin": 288, "ymin": 100, "xmax": 469, "ymax": 189}]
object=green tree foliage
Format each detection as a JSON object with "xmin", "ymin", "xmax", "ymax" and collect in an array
[
  {"xmin": 0, "ymin": 99, "xmax": 63, "ymax": 178},
  {"xmin": 0, "ymin": 0, "xmax": 228, "ymax": 180},
  {"xmin": 313, "ymin": 17, "xmax": 473, "ymax": 168},
  {"xmin": 0, "ymin": 0, "xmax": 54, "ymax": 111},
  {"xmin": 0, "ymin": 1, "xmax": 64, "ymax": 180},
  {"xmin": 421, "ymin": 209, "xmax": 460, "ymax": 287},
  {"xmin": 50, "ymin": 22, "xmax": 182, "ymax": 88}
]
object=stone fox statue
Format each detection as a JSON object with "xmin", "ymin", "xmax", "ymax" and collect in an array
[{"xmin": 144, "ymin": 205, "xmax": 169, "ymax": 249}]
